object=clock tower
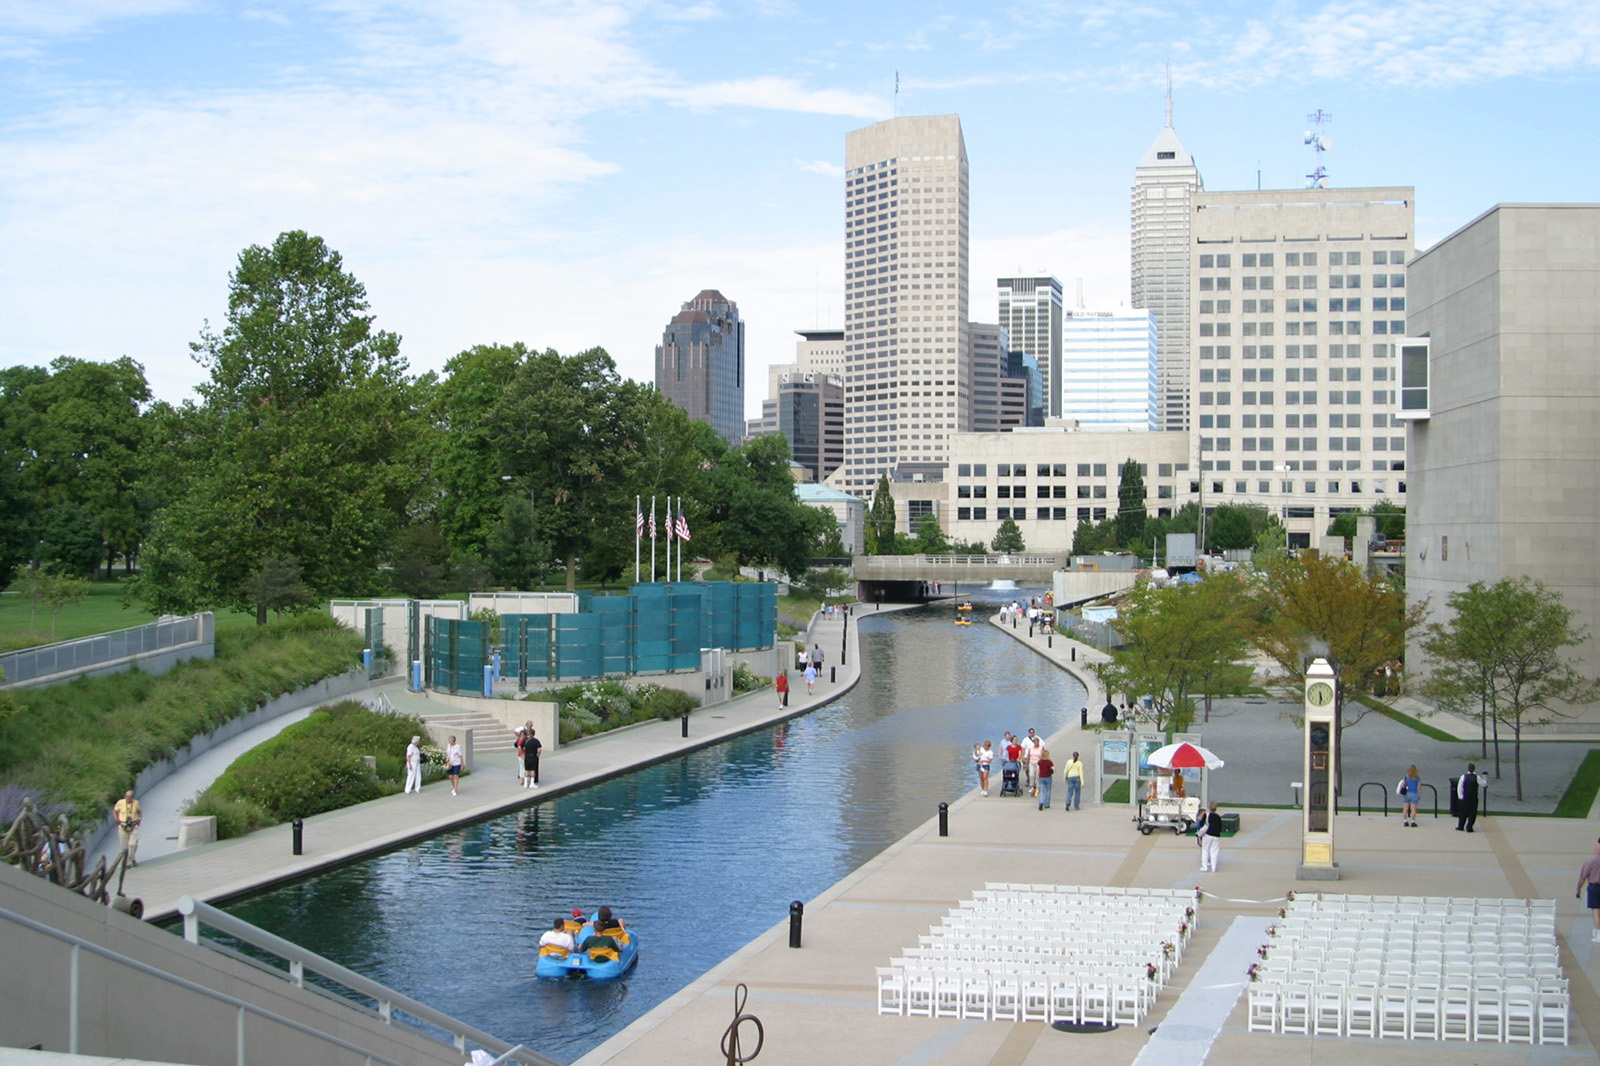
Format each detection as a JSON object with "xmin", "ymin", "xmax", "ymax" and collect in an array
[{"xmin": 1299, "ymin": 657, "xmax": 1340, "ymax": 879}]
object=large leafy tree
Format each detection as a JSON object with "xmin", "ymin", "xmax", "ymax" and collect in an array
[
  {"xmin": 991, "ymin": 517, "xmax": 1025, "ymax": 554},
  {"xmin": 135, "ymin": 230, "xmax": 420, "ymax": 622},
  {"xmin": 1093, "ymin": 572, "xmax": 1256, "ymax": 732},
  {"xmin": 865, "ymin": 474, "xmax": 898, "ymax": 555},
  {"xmin": 1255, "ymin": 553, "xmax": 1426, "ymax": 787},
  {"xmin": 1, "ymin": 357, "xmax": 151, "ymax": 575},
  {"xmin": 424, "ymin": 343, "xmax": 529, "ymax": 558},
  {"xmin": 1115, "ymin": 458, "xmax": 1147, "ymax": 549},
  {"xmin": 701, "ymin": 434, "xmax": 832, "ymax": 577},
  {"xmin": 1423, "ymin": 578, "xmax": 1599, "ymax": 799},
  {"xmin": 490, "ymin": 347, "xmax": 647, "ymax": 590}
]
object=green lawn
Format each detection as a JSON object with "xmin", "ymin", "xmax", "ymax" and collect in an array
[{"xmin": 0, "ymin": 578, "xmax": 269, "ymax": 653}]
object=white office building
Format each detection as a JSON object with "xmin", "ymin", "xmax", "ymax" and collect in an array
[
  {"xmin": 1131, "ymin": 111, "xmax": 1203, "ymax": 432},
  {"xmin": 1061, "ymin": 309, "xmax": 1158, "ymax": 430},
  {"xmin": 834, "ymin": 114, "xmax": 970, "ymax": 497}
]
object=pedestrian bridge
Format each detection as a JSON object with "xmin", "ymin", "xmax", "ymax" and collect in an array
[{"xmin": 852, "ymin": 554, "xmax": 1066, "ymax": 601}]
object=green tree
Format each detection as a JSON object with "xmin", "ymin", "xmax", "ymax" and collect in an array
[
  {"xmin": 1255, "ymin": 553, "xmax": 1427, "ymax": 787},
  {"xmin": 1071, "ymin": 517, "xmax": 1117, "ymax": 556},
  {"xmin": 491, "ymin": 348, "xmax": 646, "ymax": 590},
  {"xmin": 799, "ymin": 566, "xmax": 849, "ymax": 599},
  {"xmin": 1207, "ymin": 504, "xmax": 1267, "ymax": 552},
  {"xmin": 913, "ymin": 514, "xmax": 950, "ymax": 554},
  {"xmin": 134, "ymin": 231, "xmax": 421, "ymax": 623},
  {"xmin": 1326, "ymin": 500, "xmax": 1406, "ymax": 542},
  {"xmin": 1251, "ymin": 516, "xmax": 1289, "ymax": 570},
  {"xmin": 423, "ymin": 343, "xmax": 529, "ymax": 558},
  {"xmin": 248, "ymin": 556, "xmax": 315, "ymax": 620},
  {"xmin": 391, "ymin": 523, "xmax": 454, "ymax": 599},
  {"xmin": 991, "ymin": 517, "xmax": 1026, "ymax": 554},
  {"xmin": 1115, "ymin": 458, "xmax": 1147, "ymax": 549},
  {"xmin": 1093, "ymin": 573, "xmax": 1256, "ymax": 732},
  {"xmin": 18, "ymin": 568, "xmax": 91, "ymax": 637},
  {"xmin": 33, "ymin": 501, "xmax": 105, "ymax": 578},
  {"xmin": 1423, "ymin": 578, "xmax": 1599, "ymax": 799},
  {"xmin": 865, "ymin": 474, "xmax": 897, "ymax": 555},
  {"xmin": 484, "ymin": 495, "xmax": 551, "ymax": 589},
  {"xmin": 702, "ymin": 435, "xmax": 832, "ymax": 577}
]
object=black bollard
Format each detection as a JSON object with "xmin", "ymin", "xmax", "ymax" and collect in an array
[
  {"xmin": 830, "ymin": 666, "xmax": 836, "ymax": 684},
  {"xmin": 681, "ymin": 712, "xmax": 690, "ymax": 738},
  {"xmin": 1071, "ymin": 647, "xmax": 1076, "ymax": 662},
  {"xmin": 938, "ymin": 801, "xmax": 949, "ymax": 837},
  {"xmin": 789, "ymin": 900, "xmax": 804, "ymax": 948},
  {"xmin": 1048, "ymin": 634, "xmax": 1053, "ymax": 649},
  {"xmin": 1081, "ymin": 706, "xmax": 1089, "ymax": 728},
  {"xmin": 292, "ymin": 817, "xmax": 304, "ymax": 856}
]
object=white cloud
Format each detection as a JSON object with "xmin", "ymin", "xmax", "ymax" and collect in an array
[
  {"xmin": 655, "ymin": 76, "xmax": 887, "ymax": 118},
  {"xmin": 796, "ymin": 158, "xmax": 844, "ymax": 177}
]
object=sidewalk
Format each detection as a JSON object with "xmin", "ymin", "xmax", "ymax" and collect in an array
[{"xmin": 124, "ymin": 606, "xmax": 873, "ymax": 922}]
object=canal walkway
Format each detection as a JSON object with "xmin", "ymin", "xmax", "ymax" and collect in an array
[
  {"xmin": 125, "ymin": 605, "xmax": 881, "ymax": 921},
  {"xmin": 567, "ymin": 609, "xmax": 1600, "ymax": 1066}
]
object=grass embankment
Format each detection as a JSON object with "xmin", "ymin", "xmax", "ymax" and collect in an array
[
  {"xmin": 0, "ymin": 577, "xmax": 260, "ymax": 653},
  {"xmin": 1554, "ymin": 750, "xmax": 1600, "ymax": 818},
  {"xmin": 187, "ymin": 701, "xmax": 440, "ymax": 838},
  {"xmin": 0, "ymin": 613, "xmax": 363, "ymax": 826},
  {"xmin": 1350, "ymin": 692, "xmax": 1458, "ymax": 742}
]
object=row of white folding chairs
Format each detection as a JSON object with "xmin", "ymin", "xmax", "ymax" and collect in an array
[
  {"xmin": 983, "ymin": 882, "xmax": 1196, "ymax": 900},
  {"xmin": 1271, "ymin": 928, "xmax": 1557, "ymax": 954},
  {"xmin": 1289, "ymin": 895, "xmax": 1555, "ymax": 918},
  {"xmin": 923, "ymin": 930, "xmax": 1184, "ymax": 969},
  {"xmin": 1279, "ymin": 914, "xmax": 1556, "ymax": 940},
  {"xmin": 937, "ymin": 916, "xmax": 1185, "ymax": 947},
  {"xmin": 1247, "ymin": 979, "xmax": 1568, "ymax": 1044},
  {"xmin": 1263, "ymin": 942, "xmax": 1560, "ymax": 971},
  {"xmin": 1259, "ymin": 962, "xmax": 1565, "ymax": 991},
  {"xmin": 899, "ymin": 945, "xmax": 1177, "ymax": 983},
  {"xmin": 954, "ymin": 903, "xmax": 1195, "ymax": 931},
  {"xmin": 877, "ymin": 965, "xmax": 1157, "ymax": 1024}
]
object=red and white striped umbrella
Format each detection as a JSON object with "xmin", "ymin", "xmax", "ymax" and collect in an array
[{"xmin": 1145, "ymin": 741, "xmax": 1225, "ymax": 770}]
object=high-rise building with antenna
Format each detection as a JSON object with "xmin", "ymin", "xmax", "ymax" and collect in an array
[{"xmin": 1131, "ymin": 75, "xmax": 1203, "ymax": 432}]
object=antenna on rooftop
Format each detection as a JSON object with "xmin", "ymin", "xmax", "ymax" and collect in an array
[
  {"xmin": 1303, "ymin": 109, "xmax": 1332, "ymax": 188},
  {"xmin": 1164, "ymin": 62, "xmax": 1173, "ymax": 128}
]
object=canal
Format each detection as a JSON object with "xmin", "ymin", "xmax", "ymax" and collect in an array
[{"xmin": 219, "ymin": 596, "xmax": 1087, "ymax": 1062}]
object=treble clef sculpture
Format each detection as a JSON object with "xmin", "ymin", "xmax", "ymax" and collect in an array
[{"xmin": 720, "ymin": 982, "xmax": 764, "ymax": 1066}]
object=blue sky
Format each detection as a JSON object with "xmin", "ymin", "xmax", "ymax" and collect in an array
[{"xmin": 2, "ymin": 1, "xmax": 1596, "ymax": 414}]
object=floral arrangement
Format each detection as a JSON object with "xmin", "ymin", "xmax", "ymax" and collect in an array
[
  {"xmin": 1266, "ymin": 923, "xmax": 1278, "ymax": 938},
  {"xmin": 1247, "ymin": 963, "xmax": 1262, "ymax": 983},
  {"xmin": 1257, "ymin": 943, "xmax": 1270, "ymax": 959},
  {"xmin": 1161, "ymin": 941, "xmax": 1175, "ymax": 958},
  {"xmin": 1146, "ymin": 961, "xmax": 1159, "ymax": 981},
  {"xmin": 1177, "ymin": 920, "xmax": 1189, "ymax": 938},
  {"xmin": 1185, "ymin": 905, "xmax": 1195, "ymax": 920}
]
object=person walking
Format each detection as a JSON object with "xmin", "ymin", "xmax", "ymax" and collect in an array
[
  {"xmin": 775, "ymin": 671, "xmax": 789, "ymax": 708},
  {"xmin": 446, "ymin": 735, "xmax": 464, "ymax": 795},
  {"xmin": 113, "ymin": 790, "xmax": 142, "ymax": 867},
  {"xmin": 804, "ymin": 661, "xmax": 818, "ymax": 694},
  {"xmin": 1455, "ymin": 762, "xmax": 1483, "ymax": 832},
  {"xmin": 978, "ymin": 740, "xmax": 994, "ymax": 796},
  {"xmin": 797, "ymin": 646, "xmax": 809, "ymax": 673},
  {"xmin": 1198, "ymin": 802, "xmax": 1224, "ymax": 872},
  {"xmin": 1399, "ymin": 764, "xmax": 1420, "ymax": 827},
  {"xmin": 1036, "ymin": 749, "xmax": 1055, "ymax": 810},
  {"xmin": 522, "ymin": 727, "xmax": 542, "ymax": 789},
  {"xmin": 1064, "ymin": 751, "xmax": 1084, "ymax": 811},
  {"xmin": 404, "ymin": 736, "xmax": 423, "ymax": 794},
  {"xmin": 1025, "ymin": 730, "xmax": 1042, "ymax": 797},
  {"xmin": 1576, "ymin": 840, "xmax": 1600, "ymax": 942},
  {"xmin": 812, "ymin": 644, "xmax": 824, "ymax": 675}
]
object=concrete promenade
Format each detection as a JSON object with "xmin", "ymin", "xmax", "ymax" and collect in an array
[
  {"xmin": 575, "ymin": 611, "xmax": 1600, "ymax": 1066},
  {"xmin": 125, "ymin": 606, "xmax": 870, "ymax": 922}
]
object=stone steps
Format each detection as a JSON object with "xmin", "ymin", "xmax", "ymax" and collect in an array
[{"xmin": 419, "ymin": 711, "xmax": 521, "ymax": 754}]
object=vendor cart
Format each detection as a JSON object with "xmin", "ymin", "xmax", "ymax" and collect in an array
[{"xmin": 1134, "ymin": 795, "xmax": 1201, "ymax": 835}]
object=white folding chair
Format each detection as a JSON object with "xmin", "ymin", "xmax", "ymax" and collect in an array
[
  {"xmin": 1313, "ymin": 986, "xmax": 1344, "ymax": 1036},
  {"xmin": 1377, "ymin": 987, "xmax": 1409, "ymax": 1039},
  {"xmin": 1537, "ymin": 981, "xmax": 1569, "ymax": 1045},
  {"xmin": 1410, "ymin": 988, "xmax": 1441, "ymax": 1039},
  {"xmin": 1018, "ymin": 973, "xmax": 1049, "ymax": 1022},
  {"xmin": 1280, "ymin": 984, "xmax": 1312, "ymax": 1035},
  {"xmin": 1440, "ymin": 988, "xmax": 1472, "ymax": 1040},
  {"xmin": 1248, "ymin": 984, "xmax": 1280, "ymax": 1033},
  {"xmin": 875, "ymin": 967, "xmax": 905, "ymax": 1015},
  {"xmin": 1503, "ymin": 983, "xmax": 1536, "ymax": 1044},
  {"xmin": 1047, "ymin": 975, "xmax": 1079, "ymax": 1024},
  {"xmin": 960, "ymin": 971, "xmax": 991, "ymax": 1020},
  {"xmin": 1112, "ymin": 981, "xmax": 1143, "ymax": 1025},
  {"xmin": 933, "ymin": 969, "xmax": 963, "ymax": 1018},
  {"xmin": 1472, "ymin": 983, "xmax": 1504, "ymax": 1042},
  {"xmin": 905, "ymin": 968, "xmax": 934, "ymax": 1017},
  {"xmin": 1346, "ymin": 988, "xmax": 1378, "ymax": 1038},
  {"xmin": 1079, "ymin": 980, "xmax": 1111, "ymax": 1025}
]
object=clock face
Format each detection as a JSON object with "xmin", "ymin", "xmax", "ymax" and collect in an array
[{"xmin": 1306, "ymin": 682, "xmax": 1335, "ymax": 707}]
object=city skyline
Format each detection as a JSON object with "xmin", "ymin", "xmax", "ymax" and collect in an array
[{"xmin": 2, "ymin": 2, "xmax": 1597, "ymax": 417}]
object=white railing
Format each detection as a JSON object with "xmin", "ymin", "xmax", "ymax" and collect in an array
[
  {"xmin": 0, "ymin": 613, "xmax": 212, "ymax": 686},
  {"xmin": 179, "ymin": 896, "xmax": 557, "ymax": 1066},
  {"xmin": 854, "ymin": 554, "xmax": 1065, "ymax": 570}
]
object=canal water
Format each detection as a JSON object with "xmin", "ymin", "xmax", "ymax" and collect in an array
[{"xmin": 219, "ymin": 596, "xmax": 1086, "ymax": 1063}]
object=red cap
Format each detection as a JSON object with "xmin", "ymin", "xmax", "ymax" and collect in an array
[{"xmin": 573, "ymin": 908, "xmax": 583, "ymax": 917}]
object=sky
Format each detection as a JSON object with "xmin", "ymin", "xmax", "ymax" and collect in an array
[{"xmin": 2, "ymin": 1, "xmax": 1597, "ymax": 416}]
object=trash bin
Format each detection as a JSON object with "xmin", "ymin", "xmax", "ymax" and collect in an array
[{"xmin": 1220, "ymin": 812, "xmax": 1241, "ymax": 837}]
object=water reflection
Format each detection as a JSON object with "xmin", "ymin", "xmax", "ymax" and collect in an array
[{"xmin": 220, "ymin": 597, "xmax": 1084, "ymax": 1063}]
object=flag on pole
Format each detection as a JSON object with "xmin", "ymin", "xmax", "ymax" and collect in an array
[
  {"xmin": 649, "ymin": 498, "xmax": 656, "ymax": 541},
  {"xmin": 664, "ymin": 495, "xmax": 674, "ymax": 543},
  {"xmin": 636, "ymin": 500, "xmax": 644, "ymax": 541},
  {"xmin": 675, "ymin": 506, "xmax": 690, "ymax": 543}
]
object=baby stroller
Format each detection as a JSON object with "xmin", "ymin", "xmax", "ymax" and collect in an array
[{"xmin": 999, "ymin": 760, "xmax": 1022, "ymax": 797}]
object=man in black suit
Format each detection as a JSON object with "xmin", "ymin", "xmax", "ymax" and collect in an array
[{"xmin": 1455, "ymin": 762, "xmax": 1482, "ymax": 832}]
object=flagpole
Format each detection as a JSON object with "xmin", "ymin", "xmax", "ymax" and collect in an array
[
  {"xmin": 650, "ymin": 496, "xmax": 657, "ymax": 583},
  {"xmin": 635, "ymin": 495, "xmax": 641, "ymax": 584},
  {"xmin": 677, "ymin": 501, "xmax": 683, "ymax": 581},
  {"xmin": 665, "ymin": 495, "xmax": 673, "ymax": 583}
]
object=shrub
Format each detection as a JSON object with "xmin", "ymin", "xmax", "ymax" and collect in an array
[
  {"xmin": 638, "ymin": 685, "xmax": 698, "ymax": 721},
  {"xmin": 731, "ymin": 662, "xmax": 768, "ymax": 694},
  {"xmin": 184, "ymin": 792, "xmax": 273, "ymax": 840}
]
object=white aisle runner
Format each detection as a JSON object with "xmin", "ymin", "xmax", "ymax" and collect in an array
[{"xmin": 1130, "ymin": 915, "xmax": 1273, "ymax": 1066}]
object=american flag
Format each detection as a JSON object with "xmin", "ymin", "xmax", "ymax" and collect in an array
[
  {"xmin": 675, "ymin": 507, "xmax": 691, "ymax": 543},
  {"xmin": 635, "ymin": 504, "xmax": 644, "ymax": 541},
  {"xmin": 648, "ymin": 501, "xmax": 656, "ymax": 540}
]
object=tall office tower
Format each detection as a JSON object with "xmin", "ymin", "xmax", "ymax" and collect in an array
[
  {"xmin": 1131, "ymin": 97, "xmax": 1203, "ymax": 431},
  {"xmin": 1189, "ymin": 187, "xmax": 1415, "ymax": 548},
  {"xmin": 1060, "ymin": 309, "xmax": 1158, "ymax": 430},
  {"xmin": 969, "ymin": 322, "xmax": 1009, "ymax": 433},
  {"xmin": 996, "ymin": 275, "xmax": 1063, "ymax": 417},
  {"xmin": 751, "ymin": 372, "xmax": 845, "ymax": 483},
  {"xmin": 794, "ymin": 326, "xmax": 846, "ymax": 378},
  {"xmin": 1007, "ymin": 350, "xmax": 1044, "ymax": 427},
  {"xmin": 655, "ymin": 289, "xmax": 746, "ymax": 445},
  {"xmin": 835, "ymin": 115, "xmax": 970, "ymax": 496}
]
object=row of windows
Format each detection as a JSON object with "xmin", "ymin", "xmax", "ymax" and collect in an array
[
  {"xmin": 1193, "ymin": 435, "xmax": 1408, "ymax": 451},
  {"xmin": 1198, "ymin": 390, "xmax": 1392, "ymax": 405},
  {"xmin": 1199, "ymin": 412, "xmax": 1396, "ymax": 428},
  {"xmin": 1200, "ymin": 367, "xmax": 1378, "ymax": 383},
  {"xmin": 1199, "ymin": 297, "xmax": 1406, "ymax": 315},
  {"xmin": 1199, "ymin": 250, "xmax": 1407, "ymax": 269}
]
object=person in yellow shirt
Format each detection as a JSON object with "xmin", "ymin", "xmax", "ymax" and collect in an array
[
  {"xmin": 1063, "ymin": 752, "xmax": 1085, "ymax": 811},
  {"xmin": 113, "ymin": 790, "xmax": 142, "ymax": 867}
]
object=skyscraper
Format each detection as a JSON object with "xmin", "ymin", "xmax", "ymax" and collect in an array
[
  {"xmin": 835, "ymin": 115, "xmax": 970, "ymax": 496},
  {"xmin": 1131, "ymin": 95, "xmax": 1203, "ymax": 431},
  {"xmin": 654, "ymin": 289, "xmax": 745, "ymax": 445},
  {"xmin": 996, "ymin": 275, "xmax": 1063, "ymax": 417},
  {"xmin": 1061, "ymin": 308, "xmax": 1158, "ymax": 430}
]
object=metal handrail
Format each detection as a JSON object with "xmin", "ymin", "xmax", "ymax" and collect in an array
[
  {"xmin": 1355, "ymin": 781, "xmax": 1443, "ymax": 819},
  {"xmin": 1, "ymin": 902, "xmax": 531, "ymax": 1065},
  {"xmin": 179, "ymin": 896, "xmax": 557, "ymax": 1066}
]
